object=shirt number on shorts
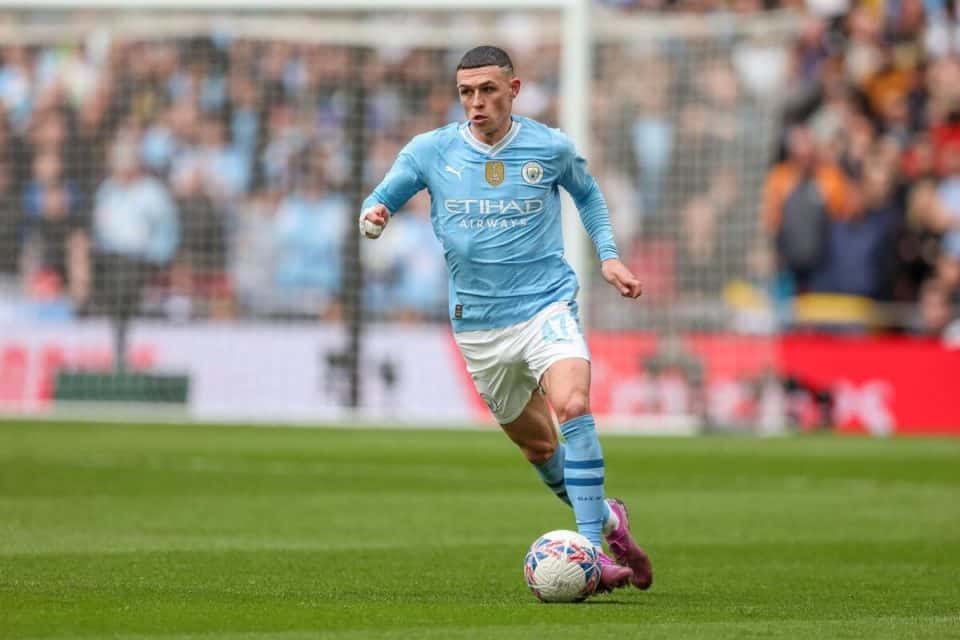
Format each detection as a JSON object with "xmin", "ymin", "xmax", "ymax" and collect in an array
[{"xmin": 542, "ymin": 312, "xmax": 574, "ymax": 343}]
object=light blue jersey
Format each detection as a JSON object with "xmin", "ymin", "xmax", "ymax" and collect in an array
[{"xmin": 362, "ymin": 115, "xmax": 619, "ymax": 332}]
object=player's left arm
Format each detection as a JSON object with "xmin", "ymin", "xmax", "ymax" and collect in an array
[{"xmin": 557, "ymin": 136, "xmax": 642, "ymax": 299}]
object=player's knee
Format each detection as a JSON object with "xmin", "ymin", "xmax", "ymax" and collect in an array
[
  {"xmin": 523, "ymin": 439, "xmax": 557, "ymax": 466},
  {"xmin": 556, "ymin": 393, "xmax": 590, "ymax": 424}
]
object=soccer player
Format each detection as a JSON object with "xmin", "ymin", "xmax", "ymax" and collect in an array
[{"xmin": 359, "ymin": 46, "xmax": 653, "ymax": 594}]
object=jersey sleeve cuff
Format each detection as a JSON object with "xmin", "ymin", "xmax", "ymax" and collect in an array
[{"xmin": 599, "ymin": 249, "xmax": 619, "ymax": 262}]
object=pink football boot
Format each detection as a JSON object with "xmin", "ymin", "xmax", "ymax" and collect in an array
[
  {"xmin": 594, "ymin": 550, "xmax": 633, "ymax": 593},
  {"xmin": 605, "ymin": 498, "xmax": 653, "ymax": 590}
]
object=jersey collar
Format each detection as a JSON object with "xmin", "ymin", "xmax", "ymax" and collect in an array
[{"xmin": 459, "ymin": 118, "xmax": 522, "ymax": 157}]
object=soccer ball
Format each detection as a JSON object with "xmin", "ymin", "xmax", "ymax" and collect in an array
[{"xmin": 523, "ymin": 529, "xmax": 600, "ymax": 602}]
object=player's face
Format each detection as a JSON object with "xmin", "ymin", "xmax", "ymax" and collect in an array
[{"xmin": 456, "ymin": 66, "xmax": 520, "ymax": 142}]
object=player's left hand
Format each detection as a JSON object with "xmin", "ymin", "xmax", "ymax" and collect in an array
[{"xmin": 601, "ymin": 259, "xmax": 643, "ymax": 299}]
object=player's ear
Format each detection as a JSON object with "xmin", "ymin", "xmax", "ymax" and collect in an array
[{"xmin": 510, "ymin": 77, "xmax": 521, "ymax": 99}]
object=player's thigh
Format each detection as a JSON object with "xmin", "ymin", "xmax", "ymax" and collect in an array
[
  {"xmin": 522, "ymin": 301, "xmax": 592, "ymax": 421},
  {"xmin": 540, "ymin": 358, "xmax": 592, "ymax": 422},
  {"xmin": 500, "ymin": 390, "xmax": 558, "ymax": 465}
]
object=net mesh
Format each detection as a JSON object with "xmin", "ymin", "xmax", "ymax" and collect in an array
[
  {"xmin": 586, "ymin": 13, "xmax": 798, "ymax": 430},
  {"xmin": 0, "ymin": 7, "xmax": 798, "ymax": 430},
  {"xmin": 589, "ymin": 14, "xmax": 796, "ymax": 332}
]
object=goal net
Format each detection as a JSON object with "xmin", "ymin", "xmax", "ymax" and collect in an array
[{"xmin": 0, "ymin": 4, "xmax": 798, "ymax": 431}]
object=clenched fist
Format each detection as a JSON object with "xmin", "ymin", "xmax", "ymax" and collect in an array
[{"xmin": 359, "ymin": 203, "xmax": 391, "ymax": 239}]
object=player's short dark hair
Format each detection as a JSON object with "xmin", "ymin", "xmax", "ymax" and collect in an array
[{"xmin": 456, "ymin": 46, "xmax": 514, "ymax": 75}]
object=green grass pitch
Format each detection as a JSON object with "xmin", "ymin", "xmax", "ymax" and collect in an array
[{"xmin": 1, "ymin": 420, "xmax": 959, "ymax": 639}]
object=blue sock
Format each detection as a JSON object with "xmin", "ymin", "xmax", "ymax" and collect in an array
[
  {"xmin": 560, "ymin": 414, "xmax": 606, "ymax": 548},
  {"xmin": 534, "ymin": 442, "xmax": 572, "ymax": 506}
]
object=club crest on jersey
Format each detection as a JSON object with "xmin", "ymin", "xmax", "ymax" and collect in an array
[
  {"xmin": 485, "ymin": 161, "xmax": 505, "ymax": 187},
  {"xmin": 521, "ymin": 161, "xmax": 544, "ymax": 185}
]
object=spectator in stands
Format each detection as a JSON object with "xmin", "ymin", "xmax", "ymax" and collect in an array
[
  {"xmin": 169, "ymin": 47, "xmax": 228, "ymax": 116},
  {"xmin": 76, "ymin": 76, "xmax": 116, "ymax": 197},
  {"xmin": 228, "ymin": 77, "xmax": 261, "ymax": 169},
  {"xmin": 675, "ymin": 59, "xmax": 754, "ymax": 200},
  {"xmin": 197, "ymin": 117, "xmax": 249, "ymax": 200},
  {"xmin": 261, "ymin": 101, "xmax": 307, "ymax": 191},
  {"xmin": 172, "ymin": 165, "xmax": 226, "ymax": 275},
  {"xmin": 877, "ymin": 91, "xmax": 915, "ymax": 149},
  {"xmin": 90, "ymin": 140, "xmax": 179, "ymax": 319},
  {"xmin": 862, "ymin": 47, "xmax": 915, "ymax": 127},
  {"xmin": 915, "ymin": 278, "xmax": 958, "ymax": 338},
  {"xmin": 902, "ymin": 133, "xmax": 937, "ymax": 185},
  {"xmin": 806, "ymin": 154, "xmax": 899, "ymax": 299},
  {"xmin": 160, "ymin": 101, "xmax": 202, "ymax": 181},
  {"xmin": 170, "ymin": 116, "xmax": 249, "ymax": 202},
  {"xmin": 140, "ymin": 107, "xmax": 179, "ymax": 177},
  {"xmin": 0, "ymin": 45, "xmax": 35, "ymax": 133},
  {"xmin": 838, "ymin": 113, "xmax": 877, "ymax": 177},
  {"xmin": 231, "ymin": 187, "xmax": 281, "ymax": 315},
  {"xmin": 936, "ymin": 144, "xmax": 960, "ymax": 228},
  {"xmin": 844, "ymin": 6, "xmax": 886, "ymax": 88},
  {"xmin": 23, "ymin": 152, "xmax": 82, "ymax": 223},
  {"xmin": 22, "ymin": 145, "xmax": 90, "ymax": 308},
  {"xmin": 761, "ymin": 123, "xmax": 856, "ymax": 290},
  {"xmin": 809, "ymin": 79, "xmax": 858, "ymax": 155},
  {"xmin": 928, "ymin": 68, "xmax": 960, "ymax": 160},
  {"xmin": 939, "ymin": 246, "xmax": 960, "ymax": 293},
  {"xmin": 20, "ymin": 182, "xmax": 90, "ymax": 314},
  {"xmin": 897, "ymin": 174, "xmax": 952, "ymax": 297},
  {"xmin": 787, "ymin": 17, "xmax": 832, "ymax": 96},
  {"xmin": 271, "ymin": 151, "xmax": 346, "ymax": 319},
  {"xmin": 116, "ymin": 42, "xmax": 169, "ymax": 127},
  {"xmin": 678, "ymin": 168, "xmax": 752, "ymax": 297},
  {"xmin": 25, "ymin": 109, "xmax": 75, "ymax": 189},
  {"xmin": 256, "ymin": 42, "xmax": 293, "ymax": 107},
  {"xmin": 626, "ymin": 50, "xmax": 673, "ymax": 219},
  {"xmin": 168, "ymin": 164, "xmax": 231, "ymax": 318},
  {"xmin": 907, "ymin": 143, "xmax": 960, "ymax": 295}
]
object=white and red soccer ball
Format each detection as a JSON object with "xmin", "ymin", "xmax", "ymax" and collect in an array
[{"xmin": 523, "ymin": 529, "xmax": 601, "ymax": 602}]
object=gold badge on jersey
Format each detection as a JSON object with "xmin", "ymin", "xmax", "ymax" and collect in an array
[{"xmin": 485, "ymin": 161, "xmax": 505, "ymax": 187}]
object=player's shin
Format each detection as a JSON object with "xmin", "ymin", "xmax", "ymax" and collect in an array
[
  {"xmin": 533, "ymin": 442, "xmax": 572, "ymax": 507},
  {"xmin": 559, "ymin": 414, "xmax": 606, "ymax": 548}
]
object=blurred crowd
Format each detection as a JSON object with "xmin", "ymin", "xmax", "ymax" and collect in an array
[
  {"xmin": 757, "ymin": 0, "xmax": 960, "ymax": 337},
  {"xmin": 0, "ymin": 1, "xmax": 956, "ymax": 337},
  {"xmin": 0, "ymin": 35, "xmax": 453, "ymax": 323}
]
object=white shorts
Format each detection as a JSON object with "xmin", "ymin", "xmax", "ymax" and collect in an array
[{"xmin": 454, "ymin": 300, "xmax": 591, "ymax": 424}]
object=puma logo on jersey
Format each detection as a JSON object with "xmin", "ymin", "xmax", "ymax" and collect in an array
[{"xmin": 444, "ymin": 165, "xmax": 464, "ymax": 180}]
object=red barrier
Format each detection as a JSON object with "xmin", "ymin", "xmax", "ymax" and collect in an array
[
  {"xmin": 588, "ymin": 333, "xmax": 777, "ymax": 430},
  {"xmin": 587, "ymin": 333, "xmax": 960, "ymax": 436},
  {"xmin": 779, "ymin": 335, "xmax": 960, "ymax": 435}
]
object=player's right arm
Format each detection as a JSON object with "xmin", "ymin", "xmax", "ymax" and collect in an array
[{"xmin": 359, "ymin": 138, "xmax": 428, "ymax": 239}]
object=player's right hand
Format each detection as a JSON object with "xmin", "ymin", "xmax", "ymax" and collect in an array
[{"xmin": 359, "ymin": 204, "xmax": 391, "ymax": 239}]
